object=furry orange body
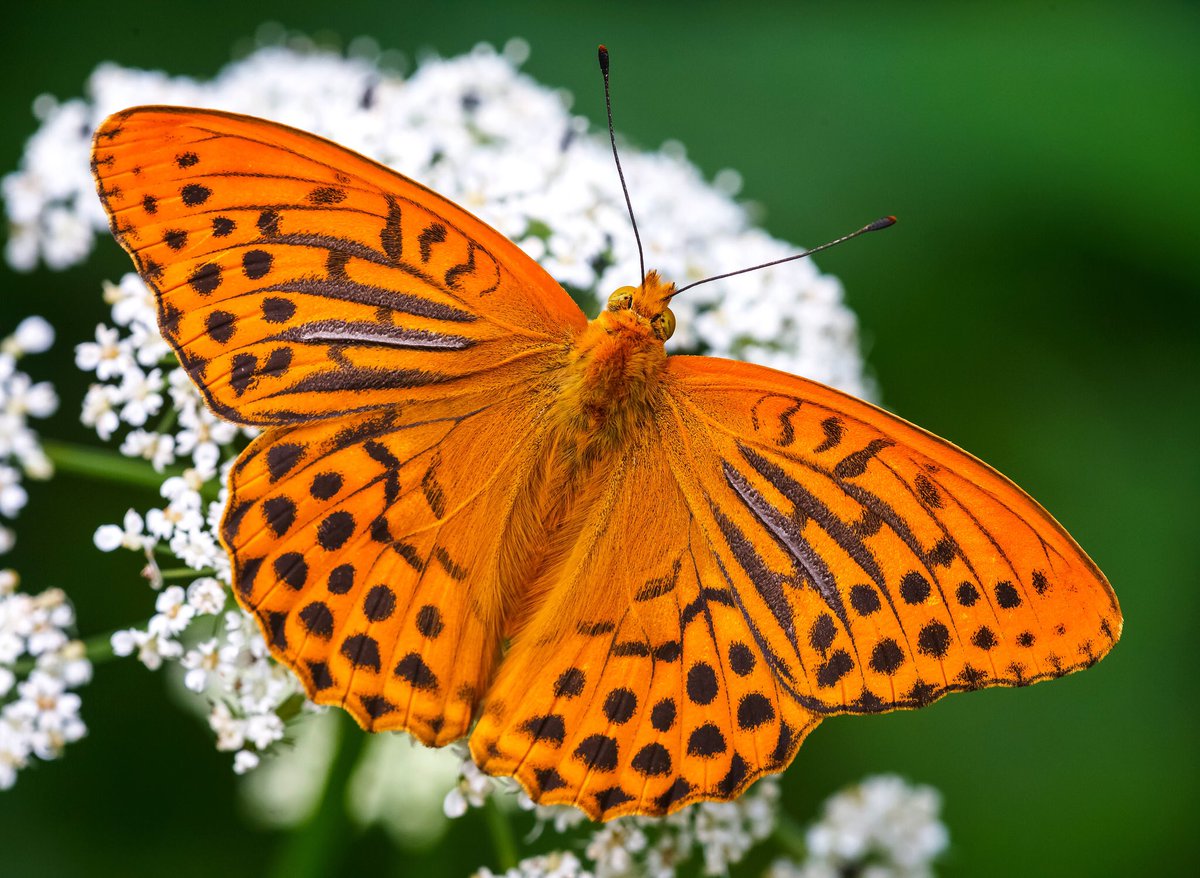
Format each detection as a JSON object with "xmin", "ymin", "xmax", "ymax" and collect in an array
[{"xmin": 500, "ymin": 273, "xmax": 673, "ymax": 635}]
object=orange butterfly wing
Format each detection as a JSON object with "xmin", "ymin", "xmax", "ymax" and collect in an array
[
  {"xmin": 92, "ymin": 106, "xmax": 585, "ymax": 427},
  {"xmin": 472, "ymin": 354, "xmax": 1120, "ymax": 819},
  {"xmin": 661, "ymin": 356, "xmax": 1121, "ymax": 714},
  {"xmin": 224, "ymin": 400, "xmax": 551, "ymax": 741},
  {"xmin": 92, "ymin": 107, "xmax": 585, "ymax": 739},
  {"xmin": 471, "ymin": 414, "xmax": 821, "ymax": 819}
]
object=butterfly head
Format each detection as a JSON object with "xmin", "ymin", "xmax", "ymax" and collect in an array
[{"xmin": 605, "ymin": 270, "xmax": 676, "ymax": 341}]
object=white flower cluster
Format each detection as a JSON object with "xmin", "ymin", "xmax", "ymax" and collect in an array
[
  {"xmin": 567, "ymin": 780, "xmax": 779, "ymax": 878},
  {"xmin": 3, "ymin": 32, "xmax": 869, "ymax": 396},
  {"xmin": 99, "ymin": 511, "xmax": 305, "ymax": 773},
  {"xmin": 444, "ymin": 748, "xmax": 504, "ymax": 819},
  {"xmin": 77, "ymin": 273, "xmax": 241, "ymax": 466},
  {"xmin": 768, "ymin": 775, "xmax": 949, "ymax": 878},
  {"xmin": 78, "ymin": 274, "xmax": 298, "ymax": 771},
  {"xmin": 0, "ymin": 569, "xmax": 91, "ymax": 789},
  {"xmin": 72, "ymin": 246, "xmax": 289, "ymax": 773},
  {"xmin": 447, "ymin": 750, "xmax": 778, "ymax": 878},
  {"xmin": 476, "ymin": 852, "xmax": 592, "ymax": 878},
  {"xmin": 0, "ymin": 316, "xmax": 57, "ymax": 555}
]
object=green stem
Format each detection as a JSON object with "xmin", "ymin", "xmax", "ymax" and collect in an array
[
  {"xmin": 42, "ymin": 439, "xmax": 221, "ymax": 501},
  {"xmin": 156, "ymin": 405, "xmax": 179, "ymax": 436},
  {"xmin": 484, "ymin": 797, "xmax": 519, "ymax": 872},
  {"xmin": 268, "ymin": 712, "xmax": 367, "ymax": 878},
  {"xmin": 83, "ymin": 629, "xmax": 117, "ymax": 664},
  {"xmin": 772, "ymin": 811, "xmax": 809, "ymax": 861},
  {"xmin": 43, "ymin": 439, "xmax": 179, "ymax": 492},
  {"xmin": 158, "ymin": 567, "xmax": 215, "ymax": 580}
]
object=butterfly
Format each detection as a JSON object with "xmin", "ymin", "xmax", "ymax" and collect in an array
[{"xmin": 90, "ymin": 88, "xmax": 1120, "ymax": 821}]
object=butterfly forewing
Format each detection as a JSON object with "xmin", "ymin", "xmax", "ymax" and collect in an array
[
  {"xmin": 92, "ymin": 106, "xmax": 586, "ymax": 743},
  {"xmin": 661, "ymin": 356, "xmax": 1121, "ymax": 714},
  {"xmin": 92, "ymin": 107, "xmax": 585, "ymax": 426}
]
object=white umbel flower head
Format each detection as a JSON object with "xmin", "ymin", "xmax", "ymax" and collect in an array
[
  {"xmin": 0, "ymin": 572, "xmax": 91, "ymax": 789},
  {"xmin": 769, "ymin": 775, "xmax": 950, "ymax": 878},
  {"xmin": 2, "ymin": 34, "xmax": 872, "ymax": 787},
  {"xmin": 0, "ymin": 318, "xmax": 57, "ymax": 555}
]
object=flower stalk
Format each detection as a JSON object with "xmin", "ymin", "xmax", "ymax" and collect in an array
[
  {"xmin": 268, "ymin": 712, "xmax": 367, "ymax": 878},
  {"xmin": 483, "ymin": 797, "xmax": 519, "ymax": 872}
]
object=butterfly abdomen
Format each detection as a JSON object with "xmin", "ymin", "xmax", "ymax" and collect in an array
[{"xmin": 490, "ymin": 308, "xmax": 668, "ymax": 632}]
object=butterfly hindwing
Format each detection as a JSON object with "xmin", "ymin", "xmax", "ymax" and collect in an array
[
  {"xmin": 92, "ymin": 107, "xmax": 585, "ymax": 426},
  {"xmin": 471, "ymin": 422, "xmax": 821, "ymax": 819},
  {"xmin": 661, "ymin": 356, "xmax": 1121, "ymax": 715},
  {"xmin": 227, "ymin": 391, "xmax": 557, "ymax": 742}
]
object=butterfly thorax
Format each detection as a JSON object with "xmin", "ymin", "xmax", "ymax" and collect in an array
[{"xmin": 555, "ymin": 290, "xmax": 670, "ymax": 456}]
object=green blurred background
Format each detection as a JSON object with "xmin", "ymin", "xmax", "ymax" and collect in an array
[{"xmin": 1, "ymin": 1, "xmax": 1196, "ymax": 875}]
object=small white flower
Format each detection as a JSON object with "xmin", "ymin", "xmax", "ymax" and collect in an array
[
  {"xmin": 161, "ymin": 469, "xmax": 207, "ymax": 505},
  {"xmin": 75, "ymin": 324, "xmax": 130, "ymax": 380},
  {"xmin": 443, "ymin": 786, "xmax": 470, "ymax": 819},
  {"xmin": 0, "ymin": 716, "xmax": 32, "ymax": 790},
  {"xmin": 233, "ymin": 749, "xmax": 260, "ymax": 774},
  {"xmin": 93, "ymin": 508, "xmax": 152, "ymax": 552},
  {"xmin": 209, "ymin": 701, "xmax": 246, "ymax": 752},
  {"xmin": 120, "ymin": 429, "xmax": 176, "ymax": 471},
  {"xmin": 23, "ymin": 590, "xmax": 73, "ymax": 656},
  {"xmin": 244, "ymin": 712, "xmax": 285, "ymax": 750},
  {"xmin": 37, "ymin": 640, "xmax": 92, "ymax": 687},
  {"xmin": 80, "ymin": 383, "xmax": 121, "ymax": 440},
  {"xmin": 186, "ymin": 577, "xmax": 227, "ymax": 616},
  {"xmin": 127, "ymin": 320, "xmax": 171, "ymax": 367},
  {"xmin": 148, "ymin": 585, "xmax": 194, "ymax": 636},
  {"xmin": 41, "ymin": 206, "xmax": 93, "ymax": 269},
  {"xmin": 11, "ymin": 316, "xmax": 55, "ymax": 355},
  {"xmin": 109, "ymin": 628, "xmax": 138, "ymax": 657},
  {"xmin": 110, "ymin": 626, "xmax": 180, "ymax": 671},
  {"xmin": 444, "ymin": 750, "xmax": 502, "ymax": 817},
  {"xmin": 169, "ymin": 525, "xmax": 222, "ymax": 571},
  {"xmin": 115, "ymin": 366, "xmax": 163, "ymax": 427},
  {"xmin": 473, "ymin": 851, "xmax": 592, "ymax": 878},
  {"xmin": 0, "ymin": 371, "xmax": 58, "ymax": 420},
  {"xmin": 181, "ymin": 638, "xmax": 220, "ymax": 692},
  {"xmin": 0, "ymin": 466, "xmax": 28, "ymax": 517},
  {"xmin": 585, "ymin": 821, "xmax": 647, "ymax": 876},
  {"xmin": 145, "ymin": 500, "xmax": 202, "ymax": 541},
  {"xmin": 106, "ymin": 273, "xmax": 158, "ymax": 330}
]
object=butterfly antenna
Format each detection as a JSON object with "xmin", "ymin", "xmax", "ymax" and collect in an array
[
  {"xmin": 670, "ymin": 215, "xmax": 897, "ymax": 297},
  {"xmin": 599, "ymin": 45, "xmax": 646, "ymax": 284}
]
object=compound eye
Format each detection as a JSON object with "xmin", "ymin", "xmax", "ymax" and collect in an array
[
  {"xmin": 652, "ymin": 308, "xmax": 676, "ymax": 340},
  {"xmin": 606, "ymin": 287, "xmax": 636, "ymax": 311}
]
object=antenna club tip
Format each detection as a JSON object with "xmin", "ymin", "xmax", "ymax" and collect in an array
[
  {"xmin": 867, "ymin": 215, "xmax": 897, "ymax": 232},
  {"xmin": 598, "ymin": 45, "xmax": 610, "ymax": 72}
]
